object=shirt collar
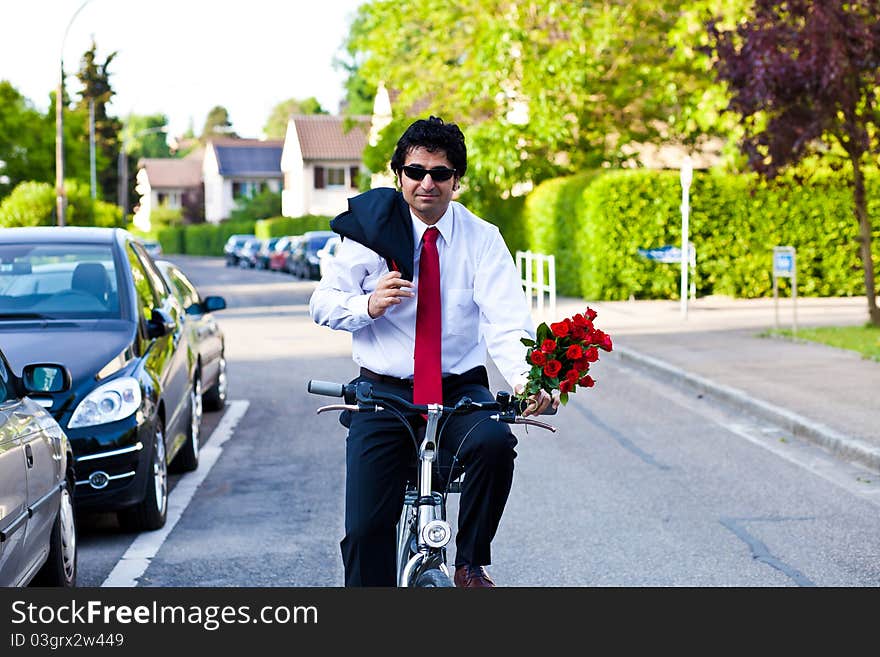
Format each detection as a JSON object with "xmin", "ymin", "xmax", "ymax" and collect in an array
[{"xmin": 410, "ymin": 204, "xmax": 454, "ymax": 248}]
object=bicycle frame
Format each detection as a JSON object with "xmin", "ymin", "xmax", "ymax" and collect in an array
[{"xmin": 395, "ymin": 403, "xmax": 454, "ymax": 587}]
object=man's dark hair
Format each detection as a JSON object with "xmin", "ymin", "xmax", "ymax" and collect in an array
[{"xmin": 390, "ymin": 116, "xmax": 467, "ymax": 178}]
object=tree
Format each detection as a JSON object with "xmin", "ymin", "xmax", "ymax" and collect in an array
[
  {"xmin": 0, "ymin": 82, "xmax": 54, "ymax": 200},
  {"xmin": 201, "ymin": 106, "xmax": 237, "ymax": 140},
  {"xmin": 75, "ymin": 39, "xmax": 122, "ymax": 203},
  {"xmin": 122, "ymin": 113, "xmax": 171, "ymax": 159},
  {"xmin": 0, "ymin": 81, "xmax": 93, "ymax": 206},
  {"xmin": 263, "ymin": 97, "xmax": 328, "ymax": 139},
  {"xmin": 708, "ymin": 0, "xmax": 880, "ymax": 326},
  {"xmin": 340, "ymin": 0, "xmax": 737, "ymax": 199}
]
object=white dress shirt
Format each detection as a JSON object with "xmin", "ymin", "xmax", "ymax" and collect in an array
[{"xmin": 309, "ymin": 201, "xmax": 535, "ymax": 390}]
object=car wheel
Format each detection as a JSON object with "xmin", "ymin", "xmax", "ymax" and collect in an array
[
  {"xmin": 203, "ymin": 355, "xmax": 227, "ymax": 411},
  {"xmin": 118, "ymin": 418, "xmax": 168, "ymax": 532},
  {"xmin": 171, "ymin": 373, "xmax": 202, "ymax": 473},
  {"xmin": 31, "ymin": 482, "xmax": 77, "ymax": 587}
]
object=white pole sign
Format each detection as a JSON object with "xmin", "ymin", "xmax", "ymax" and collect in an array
[
  {"xmin": 680, "ymin": 157, "xmax": 693, "ymax": 318},
  {"xmin": 772, "ymin": 246, "xmax": 797, "ymax": 335}
]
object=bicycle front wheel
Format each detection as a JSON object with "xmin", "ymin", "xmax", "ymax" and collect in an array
[{"xmin": 414, "ymin": 568, "xmax": 454, "ymax": 588}]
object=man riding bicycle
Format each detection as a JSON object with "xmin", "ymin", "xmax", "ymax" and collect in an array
[{"xmin": 309, "ymin": 116, "xmax": 558, "ymax": 587}]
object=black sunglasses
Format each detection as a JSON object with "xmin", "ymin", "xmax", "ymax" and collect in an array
[{"xmin": 401, "ymin": 165, "xmax": 457, "ymax": 182}]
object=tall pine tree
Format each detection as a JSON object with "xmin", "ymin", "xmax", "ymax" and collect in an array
[{"xmin": 76, "ymin": 39, "xmax": 122, "ymax": 203}]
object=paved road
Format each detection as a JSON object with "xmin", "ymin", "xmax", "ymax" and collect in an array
[{"xmin": 73, "ymin": 257, "xmax": 880, "ymax": 587}]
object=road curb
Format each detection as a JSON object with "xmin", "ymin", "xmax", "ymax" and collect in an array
[{"xmin": 611, "ymin": 346, "xmax": 880, "ymax": 474}]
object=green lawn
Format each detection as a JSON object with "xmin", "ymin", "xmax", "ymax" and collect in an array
[{"xmin": 763, "ymin": 324, "xmax": 880, "ymax": 362}]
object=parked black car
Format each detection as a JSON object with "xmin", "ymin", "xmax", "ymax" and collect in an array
[
  {"xmin": 0, "ymin": 348, "xmax": 77, "ymax": 587},
  {"xmin": 0, "ymin": 227, "xmax": 200, "ymax": 532},
  {"xmin": 155, "ymin": 260, "xmax": 228, "ymax": 415},
  {"xmin": 223, "ymin": 234, "xmax": 255, "ymax": 267},
  {"xmin": 288, "ymin": 231, "xmax": 336, "ymax": 280}
]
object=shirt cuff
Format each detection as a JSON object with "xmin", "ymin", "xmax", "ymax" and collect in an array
[{"xmin": 348, "ymin": 292, "xmax": 374, "ymax": 324}]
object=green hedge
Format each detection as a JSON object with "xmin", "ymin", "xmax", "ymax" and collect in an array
[
  {"xmin": 459, "ymin": 191, "xmax": 528, "ymax": 254},
  {"xmin": 153, "ymin": 215, "xmax": 333, "ymax": 256},
  {"xmin": 255, "ymin": 215, "xmax": 332, "ymax": 238},
  {"xmin": 524, "ymin": 172, "xmax": 600, "ymax": 297},
  {"xmin": 529, "ymin": 168, "xmax": 880, "ymax": 300}
]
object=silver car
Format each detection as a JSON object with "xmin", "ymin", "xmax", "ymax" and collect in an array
[{"xmin": 0, "ymin": 349, "xmax": 76, "ymax": 587}]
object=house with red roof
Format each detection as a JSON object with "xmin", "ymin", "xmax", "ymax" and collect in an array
[
  {"xmin": 280, "ymin": 114, "xmax": 370, "ymax": 217},
  {"xmin": 133, "ymin": 149, "xmax": 204, "ymax": 232}
]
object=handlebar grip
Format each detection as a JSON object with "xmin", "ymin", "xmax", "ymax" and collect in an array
[
  {"xmin": 307, "ymin": 380, "xmax": 344, "ymax": 397},
  {"xmin": 516, "ymin": 399, "xmax": 557, "ymax": 416}
]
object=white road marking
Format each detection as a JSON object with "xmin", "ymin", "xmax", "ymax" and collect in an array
[{"xmin": 101, "ymin": 400, "xmax": 250, "ymax": 587}]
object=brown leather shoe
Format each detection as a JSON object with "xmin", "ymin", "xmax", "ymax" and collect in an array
[{"xmin": 454, "ymin": 565, "xmax": 496, "ymax": 588}]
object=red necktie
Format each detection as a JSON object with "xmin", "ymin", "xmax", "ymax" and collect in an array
[{"xmin": 413, "ymin": 227, "xmax": 442, "ymax": 406}]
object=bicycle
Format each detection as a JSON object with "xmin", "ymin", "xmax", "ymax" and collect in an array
[{"xmin": 307, "ymin": 378, "xmax": 556, "ymax": 587}]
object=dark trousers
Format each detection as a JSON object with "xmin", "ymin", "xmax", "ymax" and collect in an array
[{"xmin": 340, "ymin": 367, "xmax": 518, "ymax": 587}]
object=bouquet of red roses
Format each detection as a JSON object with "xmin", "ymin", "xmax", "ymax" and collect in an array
[{"xmin": 519, "ymin": 307, "xmax": 613, "ymax": 405}]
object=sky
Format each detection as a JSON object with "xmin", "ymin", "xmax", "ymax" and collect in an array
[{"xmin": 0, "ymin": 0, "xmax": 366, "ymax": 140}]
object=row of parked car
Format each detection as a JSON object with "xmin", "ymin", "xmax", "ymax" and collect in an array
[
  {"xmin": 223, "ymin": 231, "xmax": 339, "ymax": 280},
  {"xmin": 0, "ymin": 226, "xmax": 228, "ymax": 587}
]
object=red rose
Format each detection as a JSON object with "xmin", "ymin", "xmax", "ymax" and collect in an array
[
  {"xmin": 578, "ymin": 374, "xmax": 595, "ymax": 388},
  {"xmin": 550, "ymin": 320, "xmax": 570, "ymax": 338},
  {"xmin": 559, "ymin": 378, "xmax": 575, "ymax": 393},
  {"xmin": 543, "ymin": 359, "xmax": 562, "ymax": 378},
  {"xmin": 585, "ymin": 307, "xmax": 598, "ymax": 320},
  {"xmin": 584, "ymin": 347, "xmax": 599, "ymax": 362},
  {"xmin": 599, "ymin": 332, "xmax": 613, "ymax": 352},
  {"xmin": 529, "ymin": 350, "xmax": 547, "ymax": 366},
  {"xmin": 570, "ymin": 325, "xmax": 586, "ymax": 341},
  {"xmin": 541, "ymin": 339, "xmax": 557, "ymax": 353},
  {"xmin": 573, "ymin": 358, "xmax": 590, "ymax": 372},
  {"xmin": 571, "ymin": 313, "xmax": 589, "ymax": 328},
  {"xmin": 564, "ymin": 368, "xmax": 579, "ymax": 382},
  {"xmin": 565, "ymin": 344, "xmax": 583, "ymax": 360}
]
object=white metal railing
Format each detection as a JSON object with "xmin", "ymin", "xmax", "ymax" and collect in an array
[{"xmin": 516, "ymin": 250, "xmax": 556, "ymax": 321}]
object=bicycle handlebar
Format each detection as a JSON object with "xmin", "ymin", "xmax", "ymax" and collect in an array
[
  {"xmin": 308, "ymin": 380, "xmax": 345, "ymax": 398},
  {"xmin": 307, "ymin": 379, "xmax": 558, "ymax": 428}
]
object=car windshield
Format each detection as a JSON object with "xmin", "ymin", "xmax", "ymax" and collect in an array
[{"xmin": 0, "ymin": 243, "xmax": 122, "ymax": 319}]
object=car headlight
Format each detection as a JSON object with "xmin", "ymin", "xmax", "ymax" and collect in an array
[{"xmin": 68, "ymin": 376, "xmax": 142, "ymax": 428}]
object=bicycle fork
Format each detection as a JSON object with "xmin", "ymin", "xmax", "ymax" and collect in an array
[{"xmin": 397, "ymin": 404, "xmax": 454, "ymax": 587}]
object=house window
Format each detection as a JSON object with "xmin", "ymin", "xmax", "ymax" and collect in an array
[
  {"xmin": 233, "ymin": 181, "xmax": 266, "ymax": 199},
  {"xmin": 327, "ymin": 168, "xmax": 345, "ymax": 187},
  {"xmin": 314, "ymin": 167, "xmax": 325, "ymax": 189},
  {"xmin": 350, "ymin": 166, "xmax": 360, "ymax": 189},
  {"xmin": 157, "ymin": 192, "xmax": 167, "ymax": 204}
]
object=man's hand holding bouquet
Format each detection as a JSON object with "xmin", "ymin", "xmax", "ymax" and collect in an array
[{"xmin": 518, "ymin": 307, "xmax": 613, "ymax": 407}]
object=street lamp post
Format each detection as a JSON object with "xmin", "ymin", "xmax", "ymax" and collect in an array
[{"xmin": 56, "ymin": 0, "xmax": 94, "ymax": 226}]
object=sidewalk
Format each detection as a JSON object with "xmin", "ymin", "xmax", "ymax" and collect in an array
[{"xmin": 548, "ymin": 295, "xmax": 880, "ymax": 473}]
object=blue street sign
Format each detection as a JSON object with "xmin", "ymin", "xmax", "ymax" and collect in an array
[
  {"xmin": 638, "ymin": 245, "xmax": 681, "ymax": 263},
  {"xmin": 638, "ymin": 244, "xmax": 695, "ymax": 264},
  {"xmin": 773, "ymin": 247, "xmax": 796, "ymax": 277}
]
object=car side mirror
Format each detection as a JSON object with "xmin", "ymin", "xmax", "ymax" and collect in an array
[
  {"xmin": 22, "ymin": 364, "xmax": 71, "ymax": 393},
  {"xmin": 147, "ymin": 308, "xmax": 176, "ymax": 339},
  {"xmin": 203, "ymin": 296, "xmax": 226, "ymax": 312}
]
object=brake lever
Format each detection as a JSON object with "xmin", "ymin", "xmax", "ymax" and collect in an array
[
  {"xmin": 316, "ymin": 404, "xmax": 359, "ymax": 414},
  {"xmin": 510, "ymin": 416, "xmax": 557, "ymax": 432},
  {"xmin": 316, "ymin": 403, "xmax": 385, "ymax": 415}
]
